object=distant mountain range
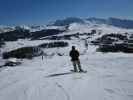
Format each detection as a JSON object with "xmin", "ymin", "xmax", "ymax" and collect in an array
[
  {"xmin": 52, "ymin": 17, "xmax": 133, "ymax": 29},
  {"xmin": 1, "ymin": 17, "xmax": 133, "ymax": 34},
  {"xmin": 87, "ymin": 17, "xmax": 133, "ymax": 29}
]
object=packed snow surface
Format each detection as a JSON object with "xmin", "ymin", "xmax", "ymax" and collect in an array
[{"xmin": 0, "ymin": 40, "xmax": 133, "ymax": 100}]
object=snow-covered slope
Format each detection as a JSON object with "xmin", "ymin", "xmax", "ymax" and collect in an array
[
  {"xmin": 0, "ymin": 18, "xmax": 133, "ymax": 100},
  {"xmin": 0, "ymin": 40, "xmax": 133, "ymax": 100},
  {"xmin": 61, "ymin": 22, "xmax": 133, "ymax": 35},
  {"xmin": 55, "ymin": 22, "xmax": 133, "ymax": 43}
]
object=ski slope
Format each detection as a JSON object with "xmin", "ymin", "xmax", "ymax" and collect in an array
[
  {"xmin": 0, "ymin": 42, "xmax": 133, "ymax": 100},
  {"xmin": 0, "ymin": 22, "xmax": 133, "ymax": 100}
]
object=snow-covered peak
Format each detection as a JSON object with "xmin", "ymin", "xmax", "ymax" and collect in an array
[{"xmin": 0, "ymin": 25, "xmax": 15, "ymax": 33}]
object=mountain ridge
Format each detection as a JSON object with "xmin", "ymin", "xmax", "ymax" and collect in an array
[
  {"xmin": 1, "ymin": 17, "xmax": 133, "ymax": 34},
  {"xmin": 52, "ymin": 17, "xmax": 133, "ymax": 29}
]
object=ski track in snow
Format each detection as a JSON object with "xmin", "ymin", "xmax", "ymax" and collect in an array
[{"xmin": 0, "ymin": 52, "xmax": 133, "ymax": 100}]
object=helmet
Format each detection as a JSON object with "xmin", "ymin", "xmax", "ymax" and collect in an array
[{"xmin": 72, "ymin": 46, "xmax": 75, "ymax": 49}]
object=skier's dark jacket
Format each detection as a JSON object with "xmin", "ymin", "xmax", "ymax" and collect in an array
[{"xmin": 69, "ymin": 49, "xmax": 79, "ymax": 61}]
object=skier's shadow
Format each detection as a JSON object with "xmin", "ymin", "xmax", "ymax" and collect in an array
[{"xmin": 45, "ymin": 72, "xmax": 73, "ymax": 78}]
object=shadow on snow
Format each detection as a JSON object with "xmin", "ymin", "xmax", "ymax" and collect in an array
[{"xmin": 45, "ymin": 72, "xmax": 73, "ymax": 78}]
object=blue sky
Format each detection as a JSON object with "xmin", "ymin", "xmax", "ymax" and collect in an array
[{"xmin": 0, "ymin": 0, "xmax": 133, "ymax": 25}]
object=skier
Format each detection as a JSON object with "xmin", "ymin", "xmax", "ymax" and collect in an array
[{"xmin": 69, "ymin": 46, "xmax": 83, "ymax": 72}]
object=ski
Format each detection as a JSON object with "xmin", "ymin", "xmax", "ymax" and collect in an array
[{"xmin": 70, "ymin": 70, "xmax": 87, "ymax": 73}]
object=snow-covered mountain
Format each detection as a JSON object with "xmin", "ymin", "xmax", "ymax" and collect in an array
[
  {"xmin": 0, "ymin": 17, "xmax": 133, "ymax": 34},
  {"xmin": 0, "ymin": 25, "xmax": 47, "ymax": 33},
  {"xmin": 1, "ymin": 17, "xmax": 133, "ymax": 34},
  {"xmin": 87, "ymin": 17, "xmax": 133, "ymax": 29},
  {"xmin": 0, "ymin": 25, "xmax": 65, "ymax": 34},
  {"xmin": 0, "ymin": 25, "xmax": 15, "ymax": 33},
  {"xmin": 52, "ymin": 17, "xmax": 133, "ymax": 29}
]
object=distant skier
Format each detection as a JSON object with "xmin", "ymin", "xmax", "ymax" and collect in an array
[{"xmin": 69, "ymin": 46, "xmax": 83, "ymax": 72}]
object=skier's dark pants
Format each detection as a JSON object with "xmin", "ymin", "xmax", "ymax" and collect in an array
[{"xmin": 72, "ymin": 60, "xmax": 82, "ymax": 71}]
